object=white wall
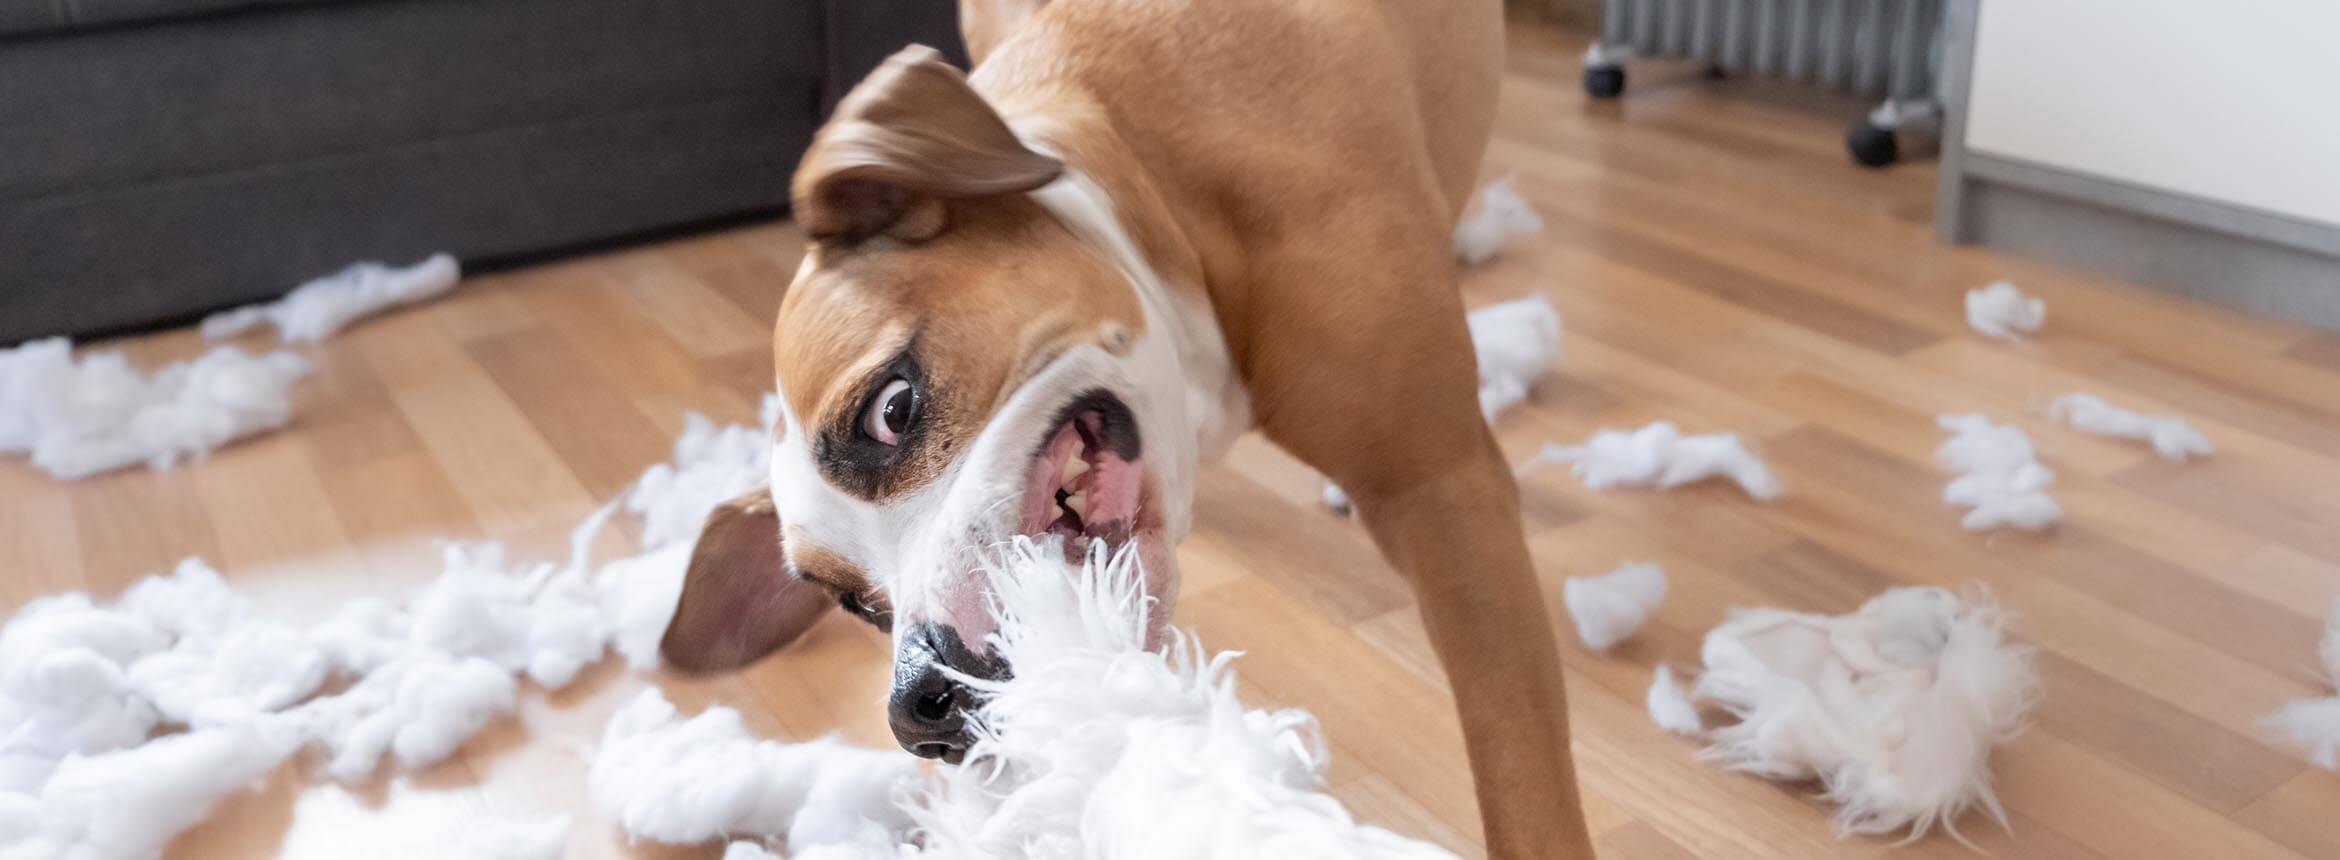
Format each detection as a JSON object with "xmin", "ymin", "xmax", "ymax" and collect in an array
[{"xmin": 1964, "ymin": 0, "xmax": 2340, "ymax": 229}]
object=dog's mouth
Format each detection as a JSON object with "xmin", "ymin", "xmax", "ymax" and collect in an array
[{"xmin": 1016, "ymin": 390, "xmax": 1150, "ymax": 558}]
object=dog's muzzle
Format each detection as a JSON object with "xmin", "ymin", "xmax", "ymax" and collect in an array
[{"xmin": 889, "ymin": 622, "xmax": 1007, "ymax": 764}]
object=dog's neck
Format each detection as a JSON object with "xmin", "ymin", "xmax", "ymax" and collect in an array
[{"xmin": 1004, "ymin": 102, "xmax": 1253, "ymax": 475}]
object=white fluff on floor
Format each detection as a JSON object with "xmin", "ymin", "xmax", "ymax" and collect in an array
[
  {"xmin": 2264, "ymin": 596, "xmax": 2340, "ymax": 769},
  {"xmin": 1646, "ymin": 665, "xmax": 1702, "ymax": 736},
  {"xmin": 1937, "ymin": 415, "xmax": 2061, "ymax": 531},
  {"xmin": 448, "ymin": 812, "xmax": 571, "ymax": 860},
  {"xmin": 0, "ymin": 723, "xmax": 302, "ymax": 860},
  {"xmin": 1468, "ymin": 294, "xmax": 1565, "ymax": 422},
  {"xmin": 595, "ymin": 538, "xmax": 1453, "ymax": 859},
  {"xmin": 1563, "ymin": 563, "xmax": 1667, "ymax": 651},
  {"xmin": 1322, "ymin": 295, "xmax": 1563, "ymax": 515},
  {"xmin": 1528, "ymin": 422, "xmax": 1784, "ymax": 501},
  {"xmin": 1964, "ymin": 281, "xmax": 2044, "ymax": 340},
  {"xmin": 1452, "ymin": 175, "xmax": 1544, "ymax": 265},
  {"xmin": 625, "ymin": 396, "xmax": 780, "ymax": 551},
  {"xmin": 1686, "ymin": 587, "xmax": 2037, "ymax": 842},
  {"xmin": 2045, "ymin": 393, "xmax": 2212, "ymax": 461},
  {"xmin": 0, "ymin": 400, "xmax": 771, "ymax": 858},
  {"xmin": 0, "ymin": 337, "xmax": 309, "ymax": 479},
  {"xmin": 589, "ymin": 690, "xmax": 917, "ymax": 847},
  {"xmin": 201, "ymin": 253, "xmax": 461, "ymax": 344}
]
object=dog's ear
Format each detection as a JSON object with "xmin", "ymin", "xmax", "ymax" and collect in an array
[
  {"xmin": 659, "ymin": 485, "xmax": 833, "ymax": 673},
  {"xmin": 959, "ymin": 0, "xmax": 1047, "ymax": 65},
  {"xmin": 794, "ymin": 44, "xmax": 1062, "ymax": 244}
]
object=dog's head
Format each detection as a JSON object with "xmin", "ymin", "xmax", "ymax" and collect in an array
[{"xmin": 660, "ymin": 46, "xmax": 1192, "ymax": 763}]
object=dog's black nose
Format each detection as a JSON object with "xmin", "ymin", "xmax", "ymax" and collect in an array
[{"xmin": 888, "ymin": 623, "xmax": 1003, "ymax": 763}]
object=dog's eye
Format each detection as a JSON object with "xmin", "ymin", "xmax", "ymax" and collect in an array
[{"xmin": 861, "ymin": 378, "xmax": 917, "ymax": 445}]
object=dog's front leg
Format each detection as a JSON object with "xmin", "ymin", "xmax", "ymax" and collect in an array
[{"xmin": 1343, "ymin": 435, "xmax": 1596, "ymax": 858}]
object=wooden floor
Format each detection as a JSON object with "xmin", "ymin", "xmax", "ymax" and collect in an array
[{"xmin": 11, "ymin": 23, "xmax": 2340, "ymax": 860}]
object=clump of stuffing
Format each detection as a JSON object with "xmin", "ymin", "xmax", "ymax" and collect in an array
[
  {"xmin": 1468, "ymin": 294, "xmax": 1565, "ymax": 422},
  {"xmin": 723, "ymin": 842, "xmax": 783, "ymax": 860},
  {"xmin": 445, "ymin": 813, "xmax": 572, "ymax": 860},
  {"xmin": 1452, "ymin": 175, "xmax": 1544, "ymax": 265},
  {"xmin": 2264, "ymin": 596, "xmax": 2340, "ymax": 768},
  {"xmin": 1646, "ymin": 665, "xmax": 1701, "ymax": 736},
  {"xmin": 1686, "ymin": 587, "xmax": 2036, "ymax": 842},
  {"xmin": 1563, "ymin": 563, "xmax": 1667, "ymax": 651},
  {"xmin": 1937, "ymin": 415, "xmax": 2061, "ymax": 531},
  {"xmin": 899, "ymin": 538, "xmax": 1454, "ymax": 859},
  {"xmin": 0, "ymin": 399, "xmax": 777, "ymax": 854},
  {"xmin": 625, "ymin": 396, "xmax": 780, "ymax": 550},
  {"xmin": 1529, "ymin": 422, "xmax": 1783, "ymax": 501},
  {"xmin": 1964, "ymin": 281, "xmax": 2044, "ymax": 340},
  {"xmin": 201, "ymin": 253, "xmax": 461, "ymax": 344},
  {"xmin": 592, "ymin": 539, "xmax": 1453, "ymax": 859},
  {"xmin": 2045, "ymin": 393, "xmax": 2212, "ymax": 461},
  {"xmin": 589, "ymin": 690, "xmax": 918, "ymax": 848},
  {"xmin": 0, "ymin": 337, "xmax": 310, "ymax": 479},
  {"xmin": 0, "ymin": 723, "xmax": 303, "ymax": 859}
]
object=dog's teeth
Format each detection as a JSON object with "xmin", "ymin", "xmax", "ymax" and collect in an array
[
  {"xmin": 1064, "ymin": 491, "xmax": 1089, "ymax": 519},
  {"xmin": 1061, "ymin": 458, "xmax": 1089, "ymax": 489}
]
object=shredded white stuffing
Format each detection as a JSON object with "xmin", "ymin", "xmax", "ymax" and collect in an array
[
  {"xmin": 1468, "ymin": 294, "xmax": 1565, "ymax": 423},
  {"xmin": 0, "ymin": 337, "xmax": 310, "ymax": 479},
  {"xmin": 0, "ymin": 723, "xmax": 302, "ymax": 860},
  {"xmin": 2045, "ymin": 393, "xmax": 2212, "ymax": 461},
  {"xmin": 0, "ymin": 399, "xmax": 779, "ymax": 857},
  {"xmin": 723, "ymin": 842, "xmax": 784, "ymax": 860},
  {"xmin": 201, "ymin": 254, "xmax": 461, "ymax": 344},
  {"xmin": 2264, "ymin": 596, "xmax": 2340, "ymax": 769},
  {"xmin": 1646, "ymin": 665, "xmax": 1702, "ymax": 736},
  {"xmin": 1563, "ymin": 563, "xmax": 1667, "ymax": 651},
  {"xmin": 592, "ymin": 539, "xmax": 1453, "ymax": 858},
  {"xmin": 1452, "ymin": 175, "xmax": 1545, "ymax": 265},
  {"xmin": 441, "ymin": 812, "xmax": 572, "ymax": 860},
  {"xmin": 1527, "ymin": 422, "xmax": 1783, "ymax": 501},
  {"xmin": 1964, "ymin": 281, "xmax": 2044, "ymax": 340},
  {"xmin": 589, "ymin": 690, "xmax": 918, "ymax": 847},
  {"xmin": 1686, "ymin": 587, "xmax": 2037, "ymax": 842},
  {"xmin": 0, "ymin": 396, "xmax": 1444, "ymax": 855},
  {"xmin": 1937, "ymin": 415, "xmax": 2061, "ymax": 531}
]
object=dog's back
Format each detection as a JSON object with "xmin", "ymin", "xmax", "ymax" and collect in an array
[{"xmin": 973, "ymin": 0, "xmax": 1503, "ymax": 224}]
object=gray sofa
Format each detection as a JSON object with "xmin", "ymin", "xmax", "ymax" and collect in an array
[{"xmin": 0, "ymin": 0, "xmax": 963, "ymax": 343}]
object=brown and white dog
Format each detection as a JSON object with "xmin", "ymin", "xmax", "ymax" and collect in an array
[{"xmin": 662, "ymin": 0, "xmax": 1594, "ymax": 855}]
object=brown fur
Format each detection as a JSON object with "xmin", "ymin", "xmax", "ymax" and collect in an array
[
  {"xmin": 960, "ymin": 5, "xmax": 1591, "ymax": 852},
  {"xmin": 687, "ymin": 0, "xmax": 1592, "ymax": 854}
]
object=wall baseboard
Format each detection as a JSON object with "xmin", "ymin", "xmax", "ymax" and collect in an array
[{"xmin": 1952, "ymin": 175, "xmax": 2340, "ymax": 331}]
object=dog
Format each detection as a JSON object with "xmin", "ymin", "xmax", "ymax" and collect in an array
[{"xmin": 660, "ymin": 0, "xmax": 1594, "ymax": 855}]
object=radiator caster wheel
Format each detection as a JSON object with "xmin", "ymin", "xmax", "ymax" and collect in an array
[
  {"xmin": 1584, "ymin": 66, "xmax": 1625, "ymax": 99},
  {"xmin": 1847, "ymin": 121, "xmax": 1898, "ymax": 168}
]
